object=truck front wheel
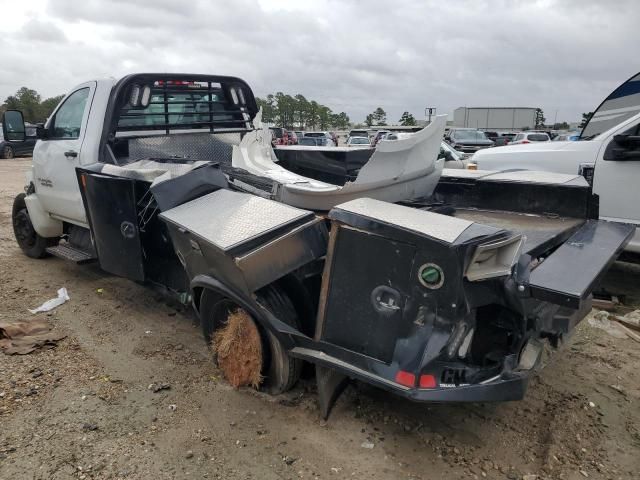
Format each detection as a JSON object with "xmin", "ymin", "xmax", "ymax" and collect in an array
[
  {"xmin": 12, "ymin": 193, "xmax": 58, "ymax": 258},
  {"xmin": 200, "ymin": 286, "xmax": 302, "ymax": 395}
]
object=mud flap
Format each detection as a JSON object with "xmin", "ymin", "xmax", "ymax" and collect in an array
[{"xmin": 316, "ymin": 365, "xmax": 350, "ymax": 419}]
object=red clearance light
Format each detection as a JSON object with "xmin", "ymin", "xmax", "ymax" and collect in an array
[
  {"xmin": 395, "ymin": 370, "xmax": 416, "ymax": 387},
  {"xmin": 419, "ymin": 374, "xmax": 437, "ymax": 389}
]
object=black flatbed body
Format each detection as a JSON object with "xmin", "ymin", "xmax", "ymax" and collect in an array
[{"xmin": 453, "ymin": 209, "xmax": 583, "ymax": 257}]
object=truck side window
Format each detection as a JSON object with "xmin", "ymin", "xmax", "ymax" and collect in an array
[{"xmin": 50, "ymin": 88, "xmax": 90, "ymax": 139}]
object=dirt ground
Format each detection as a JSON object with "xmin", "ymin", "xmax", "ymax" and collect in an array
[{"xmin": 0, "ymin": 158, "xmax": 638, "ymax": 480}]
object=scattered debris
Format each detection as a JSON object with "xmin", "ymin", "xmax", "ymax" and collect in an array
[
  {"xmin": 588, "ymin": 311, "xmax": 628, "ymax": 339},
  {"xmin": 360, "ymin": 441, "xmax": 375, "ymax": 449},
  {"xmin": 148, "ymin": 383, "xmax": 171, "ymax": 393},
  {"xmin": 282, "ymin": 455, "xmax": 297, "ymax": 465},
  {"xmin": 185, "ymin": 450, "xmax": 194, "ymax": 459},
  {"xmin": 613, "ymin": 321, "xmax": 640, "ymax": 343},
  {"xmin": 82, "ymin": 423, "xmax": 98, "ymax": 431},
  {"xmin": 0, "ymin": 317, "xmax": 66, "ymax": 355},
  {"xmin": 28, "ymin": 287, "xmax": 69, "ymax": 314},
  {"xmin": 168, "ymin": 404, "xmax": 177, "ymax": 411},
  {"xmin": 608, "ymin": 384, "xmax": 627, "ymax": 396},
  {"xmin": 616, "ymin": 310, "xmax": 640, "ymax": 331}
]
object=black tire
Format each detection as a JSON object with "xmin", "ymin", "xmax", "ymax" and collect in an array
[
  {"xmin": 3, "ymin": 145, "xmax": 14, "ymax": 159},
  {"xmin": 12, "ymin": 193, "xmax": 58, "ymax": 258},
  {"xmin": 200, "ymin": 286, "xmax": 302, "ymax": 395}
]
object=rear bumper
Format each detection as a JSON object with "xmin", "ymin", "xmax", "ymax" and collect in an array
[{"xmin": 291, "ymin": 347, "xmax": 530, "ymax": 403}]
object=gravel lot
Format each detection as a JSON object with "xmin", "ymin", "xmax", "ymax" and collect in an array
[{"xmin": 0, "ymin": 158, "xmax": 638, "ymax": 480}]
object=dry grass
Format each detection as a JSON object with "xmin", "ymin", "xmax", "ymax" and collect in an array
[{"xmin": 212, "ymin": 309, "xmax": 263, "ymax": 389}]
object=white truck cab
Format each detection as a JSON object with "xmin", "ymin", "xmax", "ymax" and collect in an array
[
  {"xmin": 27, "ymin": 79, "xmax": 115, "ymax": 234},
  {"xmin": 472, "ymin": 72, "xmax": 640, "ymax": 253}
]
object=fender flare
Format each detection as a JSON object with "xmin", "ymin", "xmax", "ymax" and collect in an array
[
  {"xmin": 23, "ymin": 191, "xmax": 63, "ymax": 238},
  {"xmin": 190, "ymin": 274, "xmax": 298, "ymax": 350}
]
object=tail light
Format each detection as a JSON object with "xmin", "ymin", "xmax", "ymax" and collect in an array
[
  {"xmin": 395, "ymin": 370, "xmax": 416, "ymax": 387},
  {"xmin": 419, "ymin": 374, "xmax": 437, "ymax": 389},
  {"xmin": 521, "ymin": 140, "xmax": 530, "ymax": 144}
]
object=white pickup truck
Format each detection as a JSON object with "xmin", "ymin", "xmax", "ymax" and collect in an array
[
  {"xmin": 2, "ymin": 73, "xmax": 633, "ymax": 418},
  {"xmin": 471, "ymin": 72, "xmax": 640, "ymax": 253}
]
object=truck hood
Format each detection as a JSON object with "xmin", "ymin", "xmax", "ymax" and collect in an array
[
  {"xmin": 472, "ymin": 140, "xmax": 594, "ymax": 158},
  {"xmin": 452, "ymin": 139, "xmax": 494, "ymax": 146}
]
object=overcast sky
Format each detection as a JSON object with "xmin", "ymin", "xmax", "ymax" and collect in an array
[{"xmin": 1, "ymin": 0, "xmax": 638, "ymax": 124}]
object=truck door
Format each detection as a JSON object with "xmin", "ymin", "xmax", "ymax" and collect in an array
[
  {"xmin": 585, "ymin": 72, "xmax": 640, "ymax": 253},
  {"xmin": 593, "ymin": 118, "xmax": 640, "ymax": 252},
  {"xmin": 32, "ymin": 82, "xmax": 96, "ymax": 226}
]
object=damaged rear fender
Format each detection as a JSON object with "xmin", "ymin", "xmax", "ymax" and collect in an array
[{"xmin": 191, "ymin": 274, "xmax": 300, "ymax": 350}]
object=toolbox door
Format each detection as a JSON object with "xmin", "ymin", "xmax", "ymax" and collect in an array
[
  {"xmin": 81, "ymin": 172, "xmax": 146, "ymax": 281},
  {"xmin": 319, "ymin": 226, "xmax": 416, "ymax": 363}
]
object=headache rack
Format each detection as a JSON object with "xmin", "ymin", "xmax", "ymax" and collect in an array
[{"xmin": 111, "ymin": 74, "xmax": 259, "ymax": 136}]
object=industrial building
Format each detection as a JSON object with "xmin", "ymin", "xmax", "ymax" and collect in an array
[{"xmin": 453, "ymin": 107, "xmax": 537, "ymax": 131}]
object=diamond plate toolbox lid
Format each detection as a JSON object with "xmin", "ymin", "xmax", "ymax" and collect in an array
[{"xmin": 159, "ymin": 189, "xmax": 315, "ymax": 252}]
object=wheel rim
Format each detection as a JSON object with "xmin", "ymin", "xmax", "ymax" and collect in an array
[
  {"xmin": 4, "ymin": 146, "xmax": 14, "ymax": 159},
  {"xmin": 13, "ymin": 208, "xmax": 37, "ymax": 248},
  {"xmin": 211, "ymin": 304, "xmax": 264, "ymax": 389}
]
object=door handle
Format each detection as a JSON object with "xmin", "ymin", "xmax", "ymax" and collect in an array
[{"xmin": 64, "ymin": 150, "xmax": 78, "ymax": 158}]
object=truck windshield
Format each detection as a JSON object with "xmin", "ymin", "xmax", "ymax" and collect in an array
[{"xmin": 454, "ymin": 130, "xmax": 487, "ymax": 141}]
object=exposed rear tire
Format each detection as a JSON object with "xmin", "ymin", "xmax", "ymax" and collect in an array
[
  {"xmin": 3, "ymin": 145, "xmax": 14, "ymax": 159},
  {"xmin": 12, "ymin": 193, "xmax": 58, "ymax": 258},
  {"xmin": 200, "ymin": 286, "xmax": 302, "ymax": 395}
]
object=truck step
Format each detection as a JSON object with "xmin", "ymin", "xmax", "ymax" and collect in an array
[{"xmin": 46, "ymin": 244, "xmax": 97, "ymax": 264}]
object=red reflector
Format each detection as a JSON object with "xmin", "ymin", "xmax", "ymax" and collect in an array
[
  {"xmin": 395, "ymin": 370, "xmax": 416, "ymax": 387},
  {"xmin": 419, "ymin": 374, "xmax": 437, "ymax": 389}
]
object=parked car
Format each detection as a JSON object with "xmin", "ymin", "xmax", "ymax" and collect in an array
[
  {"xmin": 493, "ymin": 136, "xmax": 511, "ymax": 147},
  {"xmin": 348, "ymin": 129, "xmax": 369, "ymax": 139},
  {"xmin": 553, "ymin": 132, "xmax": 581, "ymax": 141},
  {"xmin": 371, "ymin": 130, "xmax": 391, "ymax": 146},
  {"xmin": 509, "ymin": 132, "xmax": 551, "ymax": 145},
  {"xmin": 269, "ymin": 127, "xmax": 288, "ymax": 146},
  {"xmin": 0, "ymin": 123, "xmax": 37, "ymax": 158},
  {"xmin": 294, "ymin": 131, "xmax": 304, "ymax": 140},
  {"xmin": 438, "ymin": 141, "xmax": 466, "ymax": 168},
  {"xmin": 445, "ymin": 128, "xmax": 494, "ymax": 153},
  {"xmin": 346, "ymin": 136, "xmax": 371, "ymax": 147},
  {"xmin": 483, "ymin": 131, "xmax": 499, "ymax": 141},
  {"xmin": 298, "ymin": 137, "xmax": 335, "ymax": 147},
  {"xmin": 304, "ymin": 131, "xmax": 336, "ymax": 146}
]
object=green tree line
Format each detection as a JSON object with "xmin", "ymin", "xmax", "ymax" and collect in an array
[
  {"xmin": 1, "ymin": 87, "xmax": 64, "ymax": 124},
  {"xmin": 256, "ymin": 93, "xmax": 350, "ymax": 130}
]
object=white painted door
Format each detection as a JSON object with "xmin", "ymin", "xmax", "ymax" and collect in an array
[{"xmin": 32, "ymin": 82, "xmax": 96, "ymax": 225}]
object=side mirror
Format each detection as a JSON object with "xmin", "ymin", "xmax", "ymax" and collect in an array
[
  {"xmin": 35, "ymin": 123, "xmax": 48, "ymax": 140},
  {"xmin": 2, "ymin": 110, "xmax": 26, "ymax": 142}
]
